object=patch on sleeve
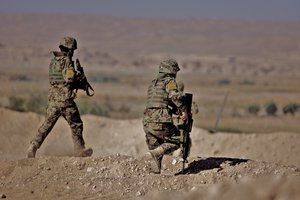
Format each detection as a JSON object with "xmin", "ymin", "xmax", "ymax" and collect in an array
[
  {"xmin": 65, "ymin": 68, "xmax": 75, "ymax": 79},
  {"xmin": 166, "ymin": 80, "xmax": 178, "ymax": 90}
]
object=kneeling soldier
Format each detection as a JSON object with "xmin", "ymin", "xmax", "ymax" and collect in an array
[{"xmin": 143, "ymin": 58, "xmax": 187, "ymax": 174}]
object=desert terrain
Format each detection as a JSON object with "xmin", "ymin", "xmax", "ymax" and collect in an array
[{"xmin": 0, "ymin": 13, "xmax": 300, "ymax": 199}]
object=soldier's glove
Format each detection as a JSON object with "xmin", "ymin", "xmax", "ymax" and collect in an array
[{"xmin": 180, "ymin": 112, "xmax": 188, "ymax": 122}]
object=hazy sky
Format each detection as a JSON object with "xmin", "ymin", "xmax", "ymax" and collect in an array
[{"xmin": 1, "ymin": 0, "xmax": 300, "ymax": 21}]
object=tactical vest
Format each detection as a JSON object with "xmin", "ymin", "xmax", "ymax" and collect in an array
[
  {"xmin": 146, "ymin": 75, "xmax": 171, "ymax": 108},
  {"xmin": 49, "ymin": 56, "xmax": 65, "ymax": 85}
]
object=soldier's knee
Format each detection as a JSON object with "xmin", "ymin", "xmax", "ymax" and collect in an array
[{"xmin": 145, "ymin": 133, "xmax": 163, "ymax": 150}]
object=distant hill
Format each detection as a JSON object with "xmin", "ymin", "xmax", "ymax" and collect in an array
[{"xmin": 0, "ymin": 13, "xmax": 300, "ymax": 76}]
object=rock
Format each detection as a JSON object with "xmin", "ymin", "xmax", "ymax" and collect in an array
[
  {"xmin": 135, "ymin": 191, "xmax": 142, "ymax": 197},
  {"xmin": 213, "ymin": 150, "xmax": 220, "ymax": 155},
  {"xmin": 0, "ymin": 194, "xmax": 6, "ymax": 199},
  {"xmin": 136, "ymin": 188, "xmax": 145, "ymax": 197},
  {"xmin": 172, "ymin": 158, "xmax": 177, "ymax": 165},
  {"xmin": 191, "ymin": 186, "xmax": 197, "ymax": 191},
  {"xmin": 87, "ymin": 167, "xmax": 93, "ymax": 172}
]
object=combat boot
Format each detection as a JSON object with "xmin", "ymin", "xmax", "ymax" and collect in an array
[
  {"xmin": 74, "ymin": 146, "xmax": 93, "ymax": 157},
  {"xmin": 27, "ymin": 143, "xmax": 38, "ymax": 158},
  {"xmin": 148, "ymin": 146, "xmax": 164, "ymax": 174}
]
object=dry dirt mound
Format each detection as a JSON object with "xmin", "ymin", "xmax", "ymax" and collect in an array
[
  {"xmin": 0, "ymin": 155, "xmax": 299, "ymax": 200},
  {"xmin": 0, "ymin": 107, "xmax": 147, "ymax": 159},
  {"xmin": 1, "ymin": 107, "xmax": 300, "ymax": 199},
  {"xmin": 1, "ymin": 107, "xmax": 299, "ymax": 167}
]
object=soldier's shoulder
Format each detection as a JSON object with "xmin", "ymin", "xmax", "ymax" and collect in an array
[{"xmin": 165, "ymin": 78, "xmax": 177, "ymax": 90}]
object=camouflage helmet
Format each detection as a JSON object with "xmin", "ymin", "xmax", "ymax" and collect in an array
[
  {"xmin": 59, "ymin": 37, "xmax": 77, "ymax": 50},
  {"xmin": 159, "ymin": 58, "xmax": 180, "ymax": 74}
]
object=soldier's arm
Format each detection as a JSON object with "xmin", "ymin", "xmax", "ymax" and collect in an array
[
  {"xmin": 62, "ymin": 57, "xmax": 77, "ymax": 83},
  {"xmin": 166, "ymin": 79, "xmax": 187, "ymax": 113}
]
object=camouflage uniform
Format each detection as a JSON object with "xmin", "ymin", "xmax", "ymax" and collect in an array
[
  {"xmin": 27, "ymin": 37, "xmax": 92, "ymax": 158},
  {"xmin": 177, "ymin": 82, "xmax": 199, "ymax": 115},
  {"xmin": 143, "ymin": 59, "xmax": 186, "ymax": 173}
]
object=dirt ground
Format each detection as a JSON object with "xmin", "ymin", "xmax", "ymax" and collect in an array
[{"xmin": 0, "ymin": 107, "xmax": 299, "ymax": 200}]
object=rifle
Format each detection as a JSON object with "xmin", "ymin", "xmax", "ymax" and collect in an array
[
  {"xmin": 179, "ymin": 93, "xmax": 193, "ymax": 174},
  {"xmin": 74, "ymin": 59, "xmax": 94, "ymax": 96}
]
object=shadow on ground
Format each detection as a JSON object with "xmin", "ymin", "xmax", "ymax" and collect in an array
[{"xmin": 176, "ymin": 157, "xmax": 249, "ymax": 175}]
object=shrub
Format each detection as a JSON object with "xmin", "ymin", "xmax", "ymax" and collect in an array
[
  {"xmin": 8, "ymin": 96, "xmax": 25, "ymax": 112},
  {"xmin": 76, "ymin": 98, "xmax": 110, "ymax": 117},
  {"xmin": 87, "ymin": 74, "xmax": 119, "ymax": 83},
  {"xmin": 10, "ymin": 74, "xmax": 31, "ymax": 81},
  {"xmin": 283, "ymin": 103, "xmax": 299, "ymax": 115},
  {"xmin": 8, "ymin": 94, "xmax": 47, "ymax": 114},
  {"xmin": 239, "ymin": 79, "xmax": 255, "ymax": 85},
  {"xmin": 23, "ymin": 94, "xmax": 47, "ymax": 114},
  {"xmin": 246, "ymin": 104, "xmax": 260, "ymax": 115},
  {"xmin": 265, "ymin": 102, "xmax": 278, "ymax": 116},
  {"xmin": 218, "ymin": 79, "xmax": 231, "ymax": 85},
  {"xmin": 8, "ymin": 94, "xmax": 112, "ymax": 117}
]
